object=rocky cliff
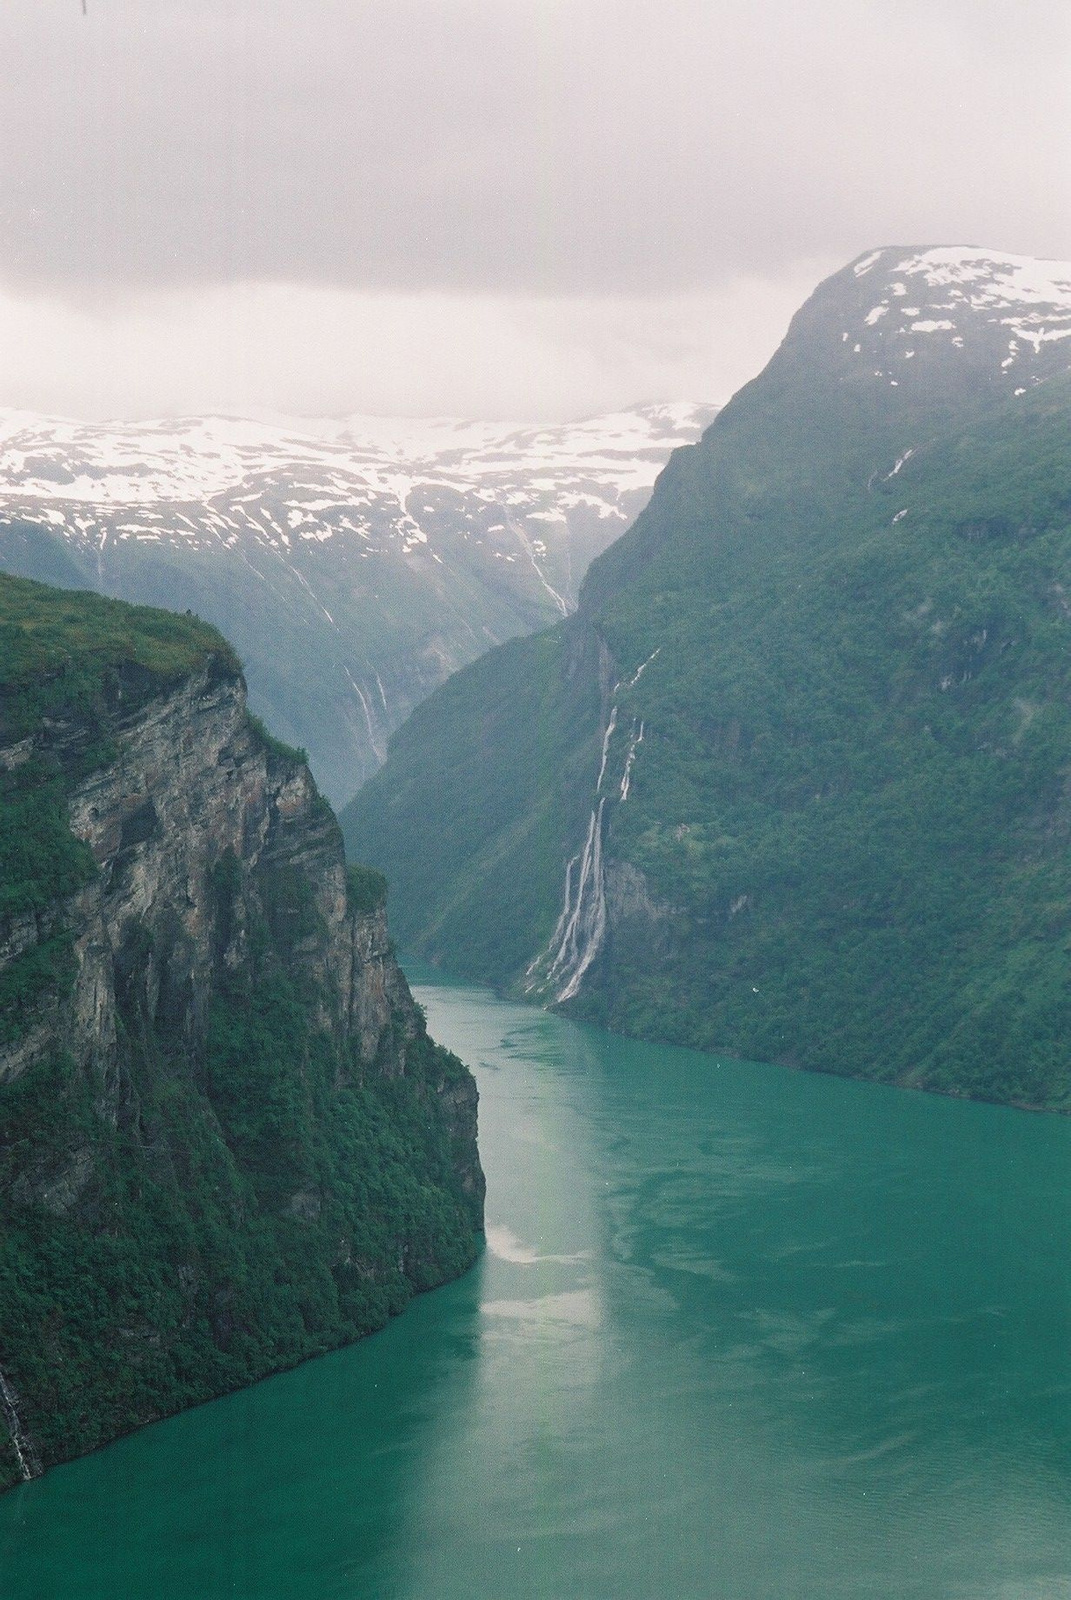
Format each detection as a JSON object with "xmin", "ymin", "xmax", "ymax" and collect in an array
[{"xmin": 0, "ymin": 573, "xmax": 483, "ymax": 1491}]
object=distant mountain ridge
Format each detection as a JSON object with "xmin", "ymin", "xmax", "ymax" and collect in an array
[
  {"xmin": 0, "ymin": 401, "xmax": 716, "ymax": 803},
  {"xmin": 345, "ymin": 246, "xmax": 1071, "ymax": 1110}
]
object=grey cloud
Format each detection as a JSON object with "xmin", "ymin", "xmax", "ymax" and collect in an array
[{"xmin": 2, "ymin": 0, "xmax": 1070, "ymax": 301}]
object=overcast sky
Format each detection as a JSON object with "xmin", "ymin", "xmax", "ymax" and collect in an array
[{"xmin": 2, "ymin": 0, "xmax": 1069, "ymax": 421}]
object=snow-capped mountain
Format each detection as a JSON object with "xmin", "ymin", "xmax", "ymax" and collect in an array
[
  {"xmin": 0, "ymin": 402, "xmax": 716, "ymax": 803},
  {"xmin": 343, "ymin": 246, "xmax": 1071, "ymax": 1096},
  {"xmin": 833, "ymin": 246, "xmax": 1071, "ymax": 394}
]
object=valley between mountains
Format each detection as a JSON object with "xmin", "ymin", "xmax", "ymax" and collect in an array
[
  {"xmin": 346, "ymin": 246, "xmax": 1071, "ymax": 1111},
  {"xmin": 0, "ymin": 403, "xmax": 714, "ymax": 805},
  {"xmin": 4, "ymin": 243, "xmax": 1071, "ymax": 1499}
]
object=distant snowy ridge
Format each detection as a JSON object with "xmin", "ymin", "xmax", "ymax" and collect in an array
[
  {"xmin": 0, "ymin": 402, "xmax": 714, "ymax": 589},
  {"xmin": 0, "ymin": 401, "xmax": 716, "ymax": 803}
]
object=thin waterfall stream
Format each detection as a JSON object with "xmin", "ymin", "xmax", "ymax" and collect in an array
[{"xmin": 0, "ymin": 1366, "xmax": 41, "ymax": 1483}]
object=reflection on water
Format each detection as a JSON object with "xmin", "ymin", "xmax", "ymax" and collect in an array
[
  {"xmin": 482, "ymin": 1289, "xmax": 601, "ymax": 1327},
  {"xmin": 0, "ymin": 969, "xmax": 1069, "ymax": 1599},
  {"xmin": 484, "ymin": 1222, "xmax": 591, "ymax": 1266}
]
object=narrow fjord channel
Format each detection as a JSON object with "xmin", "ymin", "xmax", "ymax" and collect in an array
[{"xmin": 2, "ymin": 967, "xmax": 1069, "ymax": 1599}]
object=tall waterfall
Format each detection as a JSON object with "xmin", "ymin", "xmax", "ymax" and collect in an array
[
  {"xmin": 0, "ymin": 1364, "xmax": 41, "ymax": 1482},
  {"xmin": 526, "ymin": 651, "xmax": 656, "ymax": 1004},
  {"xmin": 538, "ymin": 797, "xmax": 608, "ymax": 1003}
]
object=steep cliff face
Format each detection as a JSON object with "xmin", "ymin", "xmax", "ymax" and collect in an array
[{"xmin": 0, "ymin": 574, "xmax": 483, "ymax": 1491}]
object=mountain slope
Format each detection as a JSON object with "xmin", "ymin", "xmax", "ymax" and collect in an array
[
  {"xmin": 344, "ymin": 247, "xmax": 1071, "ymax": 1110},
  {"xmin": 0, "ymin": 573, "xmax": 483, "ymax": 1490},
  {"xmin": 0, "ymin": 403, "xmax": 714, "ymax": 804}
]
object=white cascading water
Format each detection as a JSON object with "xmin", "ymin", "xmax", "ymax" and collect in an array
[
  {"xmin": 619, "ymin": 720, "xmax": 644, "ymax": 802},
  {"xmin": 593, "ymin": 704, "xmax": 618, "ymax": 792},
  {"xmin": 623, "ymin": 647, "xmax": 659, "ymax": 689},
  {"xmin": 0, "ymin": 1365, "xmax": 41, "ymax": 1482},
  {"xmin": 540, "ymin": 797, "xmax": 608, "ymax": 1003},
  {"xmin": 527, "ymin": 652, "xmax": 657, "ymax": 1004}
]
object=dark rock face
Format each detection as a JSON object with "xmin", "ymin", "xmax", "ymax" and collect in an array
[
  {"xmin": 2, "ymin": 661, "xmax": 431, "ymax": 1135},
  {"xmin": 0, "ymin": 655, "xmax": 483, "ymax": 1490},
  {"xmin": 603, "ymin": 861, "xmax": 676, "ymax": 968}
]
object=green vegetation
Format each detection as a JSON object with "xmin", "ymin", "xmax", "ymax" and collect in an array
[
  {"xmin": 0, "ymin": 575, "xmax": 481, "ymax": 1489},
  {"xmin": 248, "ymin": 713, "xmax": 309, "ymax": 767},
  {"xmin": 0, "ymin": 970, "xmax": 475, "ymax": 1490},
  {"xmin": 346, "ymin": 862, "xmax": 389, "ymax": 915},
  {"xmin": 344, "ymin": 626, "xmax": 603, "ymax": 986},
  {"xmin": 0, "ymin": 491, "xmax": 565, "ymax": 806},
  {"xmin": 0, "ymin": 767, "xmax": 95, "ymax": 923},
  {"xmin": 0, "ymin": 569, "xmax": 239, "ymax": 744},
  {"xmin": 346, "ymin": 291, "xmax": 1071, "ymax": 1110}
]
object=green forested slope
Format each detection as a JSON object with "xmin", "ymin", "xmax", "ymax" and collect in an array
[
  {"xmin": 344, "ymin": 250, "xmax": 1071, "ymax": 1109},
  {"xmin": 0, "ymin": 575, "xmax": 482, "ymax": 1489}
]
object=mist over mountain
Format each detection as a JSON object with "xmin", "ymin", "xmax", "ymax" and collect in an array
[
  {"xmin": 345, "ymin": 247, "xmax": 1071, "ymax": 1109},
  {"xmin": 0, "ymin": 402, "xmax": 715, "ymax": 804}
]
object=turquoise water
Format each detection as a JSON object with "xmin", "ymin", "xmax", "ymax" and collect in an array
[{"xmin": 1, "ymin": 970, "xmax": 1070, "ymax": 1598}]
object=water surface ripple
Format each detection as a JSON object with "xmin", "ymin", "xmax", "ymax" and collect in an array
[{"xmin": 1, "ymin": 970, "xmax": 1069, "ymax": 1598}]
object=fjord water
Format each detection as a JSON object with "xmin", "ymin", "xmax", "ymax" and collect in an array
[{"xmin": 2, "ymin": 974, "xmax": 1069, "ymax": 1599}]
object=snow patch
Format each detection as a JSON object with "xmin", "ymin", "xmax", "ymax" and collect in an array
[{"xmin": 853, "ymin": 250, "xmax": 882, "ymax": 277}]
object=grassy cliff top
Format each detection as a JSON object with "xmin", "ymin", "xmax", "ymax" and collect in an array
[{"xmin": 0, "ymin": 572, "xmax": 241, "ymax": 743}]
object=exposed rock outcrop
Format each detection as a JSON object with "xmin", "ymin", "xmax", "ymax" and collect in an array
[
  {"xmin": 3, "ymin": 662, "xmax": 407, "ymax": 1100},
  {"xmin": 0, "ymin": 599, "xmax": 483, "ymax": 1490}
]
